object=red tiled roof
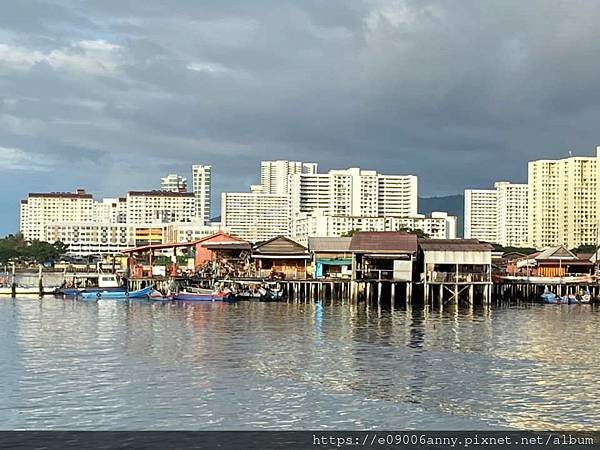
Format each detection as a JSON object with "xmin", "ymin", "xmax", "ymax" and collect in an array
[{"xmin": 349, "ymin": 232, "xmax": 417, "ymax": 253}]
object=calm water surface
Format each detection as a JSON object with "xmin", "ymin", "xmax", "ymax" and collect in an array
[{"xmin": 1, "ymin": 297, "xmax": 599, "ymax": 430}]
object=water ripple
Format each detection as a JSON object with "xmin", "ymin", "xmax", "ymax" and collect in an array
[{"xmin": 0, "ymin": 297, "xmax": 598, "ymax": 430}]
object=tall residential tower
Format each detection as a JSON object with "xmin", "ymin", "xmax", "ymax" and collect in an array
[
  {"xmin": 192, "ymin": 165, "xmax": 212, "ymax": 223},
  {"xmin": 528, "ymin": 154, "xmax": 597, "ymax": 249}
]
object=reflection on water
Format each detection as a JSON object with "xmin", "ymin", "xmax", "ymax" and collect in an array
[{"xmin": 0, "ymin": 297, "xmax": 599, "ymax": 430}]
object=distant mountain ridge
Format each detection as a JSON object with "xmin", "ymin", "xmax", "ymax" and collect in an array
[{"xmin": 419, "ymin": 194, "xmax": 464, "ymax": 238}]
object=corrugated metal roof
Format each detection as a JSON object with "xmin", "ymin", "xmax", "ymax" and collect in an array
[
  {"xmin": 308, "ymin": 237, "xmax": 352, "ymax": 252},
  {"xmin": 418, "ymin": 239, "xmax": 494, "ymax": 252},
  {"xmin": 253, "ymin": 236, "xmax": 309, "ymax": 255},
  {"xmin": 201, "ymin": 241, "xmax": 251, "ymax": 250},
  {"xmin": 535, "ymin": 246, "xmax": 577, "ymax": 260},
  {"xmin": 576, "ymin": 252, "xmax": 594, "ymax": 261},
  {"xmin": 349, "ymin": 232, "xmax": 418, "ymax": 253}
]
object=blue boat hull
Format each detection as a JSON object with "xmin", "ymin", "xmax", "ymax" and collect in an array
[
  {"xmin": 541, "ymin": 293, "xmax": 580, "ymax": 304},
  {"xmin": 61, "ymin": 287, "xmax": 127, "ymax": 297},
  {"xmin": 79, "ymin": 286, "xmax": 153, "ymax": 300}
]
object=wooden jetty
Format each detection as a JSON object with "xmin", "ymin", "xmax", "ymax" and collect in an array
[{"xmin": 17, "ymin": 231, "xmax": 596, "ymax": 306}]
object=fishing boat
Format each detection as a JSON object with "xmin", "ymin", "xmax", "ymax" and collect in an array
[
  {"xmin": 58, "ymin": 274, "xmax": 126, "ymax": 297},
  {"xmin": 541, "ymin": 290, "xmax": 580, "ymax": 304},
  {"xmin": 172, "ymin": 288, "xmax": 236, "ymax": 302},
  {"xmin": 0, "ymin": 285, "xmax": 45, "ymax": 295},
  {"xmin": 0, "ymin": 266, "xmax": 59, "ymax": 295},
  {"xmin": 257, "ymin": 286, "xmax": 283, "ymax": 301},
  {"xmin": 221, "ymin": 280, "xmax": 283, "ymax": 302},
  {"xmin": 78, "ymin": 286, "xmax": 153, "ymax": 300}
]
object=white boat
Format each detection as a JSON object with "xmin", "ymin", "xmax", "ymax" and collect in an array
[{"xmin": 0, "ymin": 285, "xmax": 49, "ymax": 295}]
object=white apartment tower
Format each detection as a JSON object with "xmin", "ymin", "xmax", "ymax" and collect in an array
[
  {"xmin": 528, "ymin": 154, "xmax": 597, "ymax": 249},
  {"xmin": 192, "ymin": 165, "xmax": 212, "ymax": 223},
  {"xmin": 464, "ymin": 189, "xmax": 498, "ymax": 243},
  {"xmin": 126, "ymin": 191, "xmax": 196, "ymax": 224},
  {"xmin": 160, "ymin": 174, "xmax": 187, "ymax": 192},
  {"xmin": 289, "ymin": 168, "xmax": 418, "ymax": 219},
  {"xmin": 260, "ymin": 160, "xmax": 318, "ymax": 195},
  {"xmin": 292, "ymin": 210, "xmax": 457, "ymax": 245},
  {"xmin": 495, "ymin": 182, "xmax": 528, "ymax": 247},
  {"xmin": 20, "ymin": 189, "xmax": 94, "ymax": 241},
  {"xmin": 220, "ymin": 160, "xmax": 318, "ymax": 241},
  {"xmin": 221, "ymin": 192, "xmax": 289, "ymax": 242}
]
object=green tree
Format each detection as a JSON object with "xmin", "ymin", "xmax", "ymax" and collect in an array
[
  {"xmin": 0, "ymin": 234, "xmax": 68, "ymax": 264},
  {"xmin": 397, "ymin": 227, "xmax": 430, "ymax": 239},
  {"xmin": 571, "ymin": 244, "xmax": 597, "ymax": 254},
  {"xmin": 490, "ymin": 243, "xmax": 538, "ymax": 255}
]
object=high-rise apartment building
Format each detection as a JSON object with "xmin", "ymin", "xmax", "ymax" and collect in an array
[
  {"xmin": 528, "ymin": 154, "xmax": 597, "ymax": 249},
  {"xmin": 93, "ymin": 198, "xmax": 127, "ymax": 224},
  {"xmin": 192, "ymin": 165, "xmax": 212, "ymax": 223},
  {"xmin": 223, "ymin": 164, "xmax": 420, "ymax": 242},
  {"xmin": 160, "ymin": 174, "xmax": 187, "ymax": 192},
  {"xmin": 45, "ymin": 222, "xmax": 130, "ymax": 255},
  {"xmin": 289, "ymin": 168, "xmax": 418, "ymax": 219},
  {"xmin": 495, "ymin": 182, "xmax": 528, "ymax": 248},
  {"xmin": 20, "ymin": 189, "xmax": 94, "ymax": 241},
  {"xmin": 260, "ymin": 160, "xmax": 318, "ymax": 195},
  {"xmin": 125, "ymin": 191, "xmax": 196, "ymax": 224},
  {"xmin": 464, "ymin": 189, "xmax": 498, "ymax": 243},
  {"xmin": 220, "ymin": 160, "xmax": 318, "ymax": 241},
  {"xmin": 292, "ymin": 210, "xmax": 457, "ymax": 245},
  {"xmin": 221, "ymin": 192, "xmax": 289, "ymax": 242},
  {"xmin": 21, "ymin": 188, "xmax": 205, "ymax": 255}
]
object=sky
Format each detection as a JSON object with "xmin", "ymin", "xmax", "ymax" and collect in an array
[{"xmin": 2, "ymin": 0, "xmax": 600, "ymax": 235}]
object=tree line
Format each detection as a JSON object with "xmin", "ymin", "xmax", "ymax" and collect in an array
[{"xmin": 0, "ymin": 234, "xmax": 68, "ymax": 265}]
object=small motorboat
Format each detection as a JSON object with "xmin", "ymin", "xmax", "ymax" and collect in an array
[
  {"xmin": 78, "ymin": 286, "xmax": 153, "ymax": 300},
  {"xmin": 0, "ymin": 285, "xmax": 40, "ymax": 295},
  {"xmin": 541, "ymin": 291, "xmax": 580, "ymax": 304},
  {"xmin": 172, "ymin": 288, "xmax": 236, "ymax": 302},
  {"xmin": 58, "ymin": 274, "xmax": 126, "ymax": 297},
  {"xmin": 0, "ymin": 285, "xmax": 60, "ymax": 295},
  {"xmin": 258, "ymin": 287, "xmax": 283, "ymax": 301},
  {"xmin": 148, "ymin": 289, "xmax": 171, "ymax": 300}
]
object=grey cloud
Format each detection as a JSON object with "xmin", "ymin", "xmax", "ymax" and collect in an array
[{"xmin": 1, "ymin": 0, "xmax": 600, "ymax": 234}]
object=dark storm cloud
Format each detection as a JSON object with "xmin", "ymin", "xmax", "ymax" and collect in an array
[{"xmin": 1, "ymin": 0, "xmax": 600, "ymax": 233}]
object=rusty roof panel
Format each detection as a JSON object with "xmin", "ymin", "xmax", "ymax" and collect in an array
[
  {"xmin": 349, "ymin": 232, "xmax": 418, "ymax": 253},
  {"xmin": 418, "ymin": 239, "xmax": 494, "ymax": 252}
]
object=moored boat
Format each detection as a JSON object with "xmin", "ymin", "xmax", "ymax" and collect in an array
[
  {"xmin": 172, "ymin": 289, "xmax": 236, "ymax": 302},
  {"xmin": 58, "ymin": 274, "xmax": 126, "ymax": 297},
  {"xmin": 0, "ymin": 285, "xmax": 49, "ymax": 295},
  {"xmin": 221, "ymin": 280, "xmax": 283, "ymax": 302},
  {"xmin": 78, "ymin": 286, "xmax": 153, "ymax": 300},
  {"xmin": 541, "ymin": 291, "xmax": 580, "ymax": 304}
]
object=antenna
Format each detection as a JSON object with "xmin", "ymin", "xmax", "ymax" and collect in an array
[{"xmin": 568, "ymin": 150, "xmax": 573, "ymax": 157}]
